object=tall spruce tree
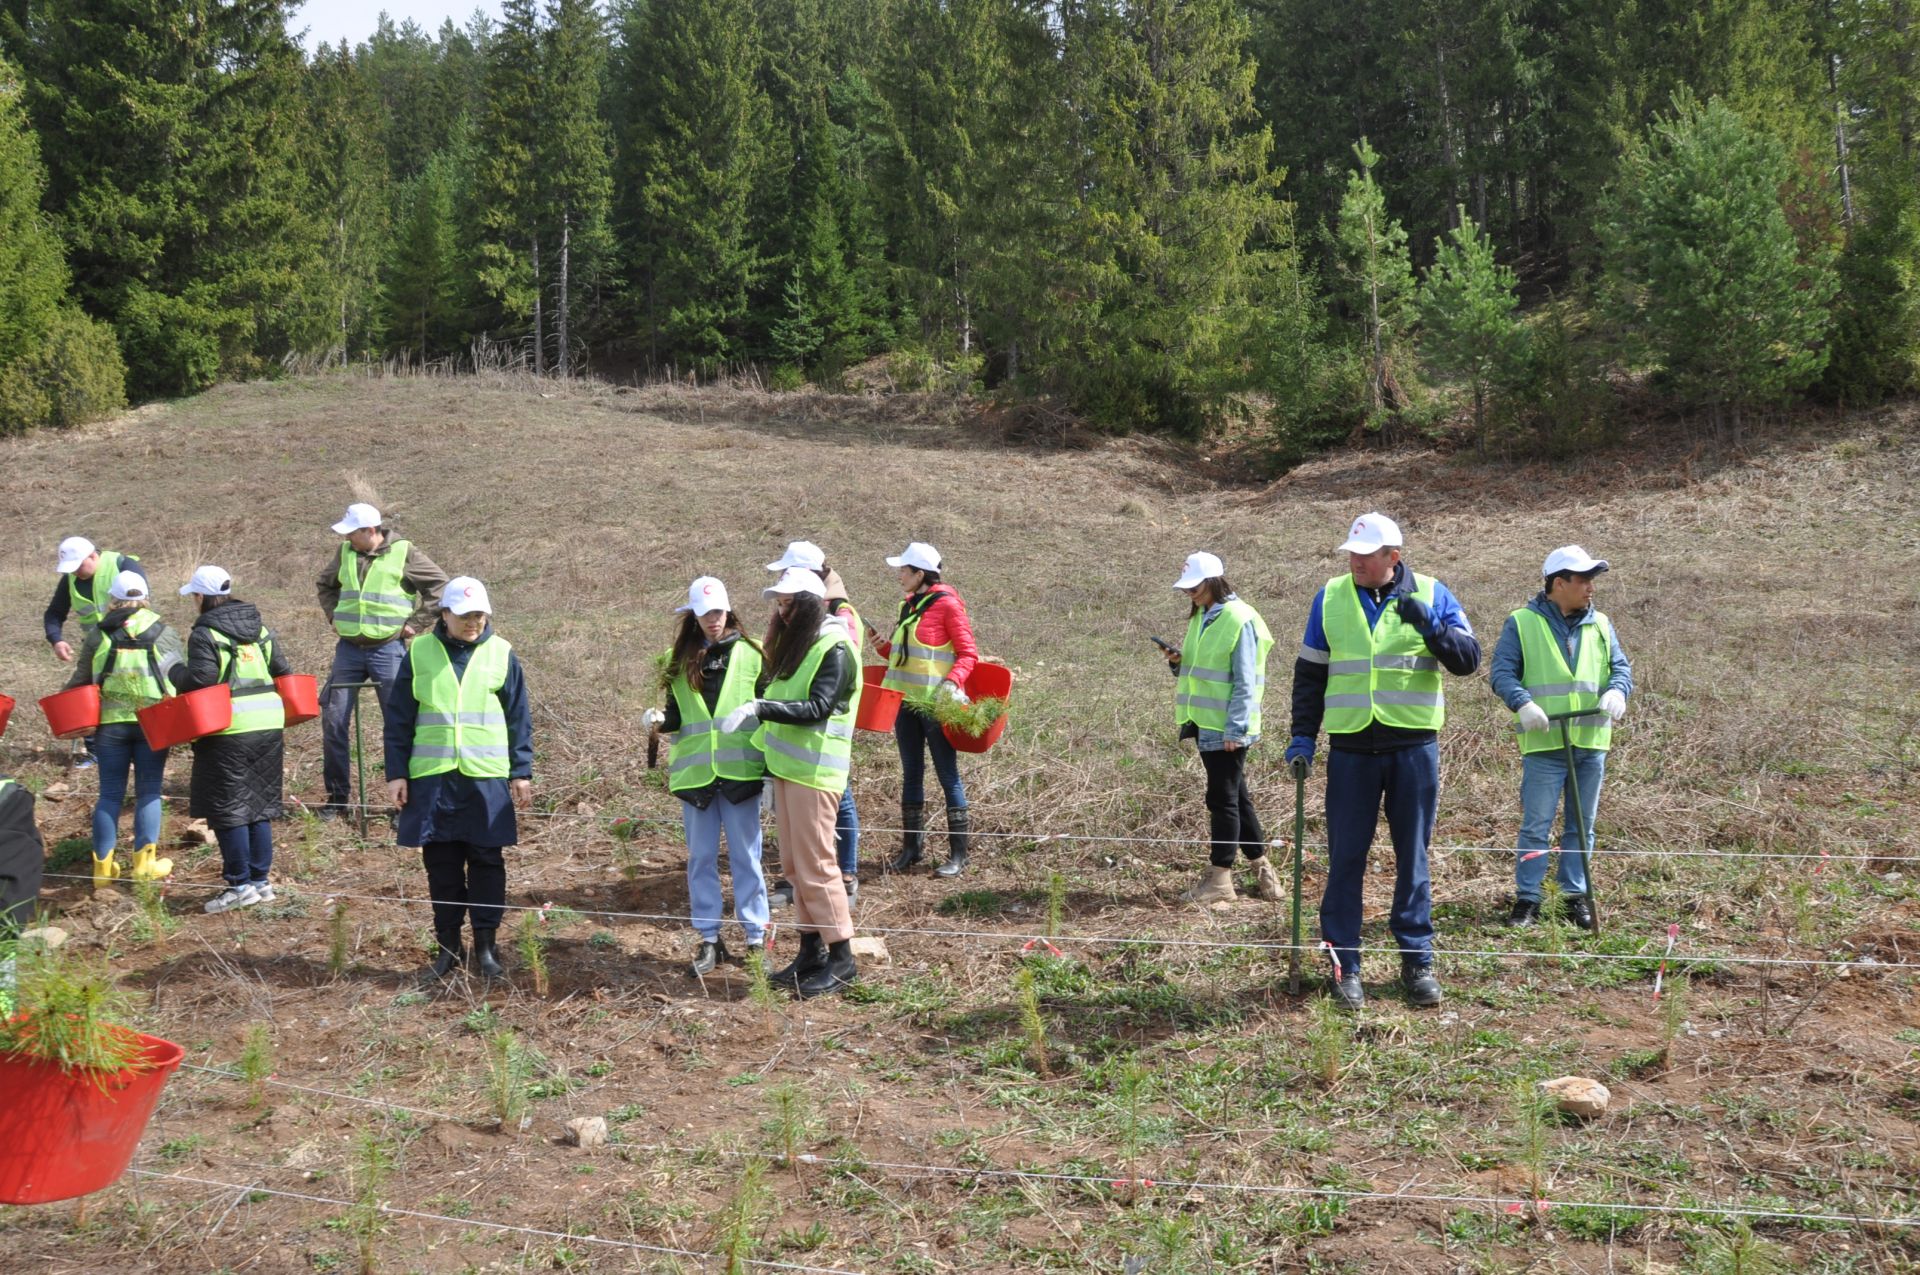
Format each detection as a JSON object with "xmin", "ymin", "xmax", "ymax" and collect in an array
[
  {"xmin": 617, "ymin": 0, "xmax": 773, "ymax": 369},
  {"xmin": 1418, "ymin": 207, "xmax": 1525, "ymax": 446},
  {"xmin": 473, "ymin": 0, "xmax": 544, "ymax": 369},
  {"xmin": 306, "ymin": 42, "xmax": 391, "ymax": 364},
  {"xmin": 0, "ymin": 49, "xmax": 62, "ymax": 370},
  {"xmin": 383, "ymin": 148, "xmax": 467, "ymax": 361},
  {"xmin": 1336, "ymin": 139, "xmax": 1417, "ymax": 424},
  {"xmin": 540, "ymin": 0, "xmax": 611, "ymax": 378}
]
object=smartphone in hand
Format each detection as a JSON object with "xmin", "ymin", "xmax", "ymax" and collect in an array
[{"xmin": 1149, "ymin": 636, "xmax": 1176, "ymax": 652}]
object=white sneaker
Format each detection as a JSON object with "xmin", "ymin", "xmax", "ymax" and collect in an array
[
  {"xmin": 251, "ymin": 883, "xmax": 275, "ymax": 903},
  {"xmin": 204, "ymin": 884, "xmax": 262, "ymax": 914}
]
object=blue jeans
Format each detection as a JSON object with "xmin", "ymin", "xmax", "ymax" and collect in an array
[
  {"xmin": 836, "ymin": 786, "xmax": 859, "ymax": 876},
  {"xmin": 894, "ymin": 708, "xmax": 966, "ymax": 809},
  {"xmin": 92, "ymin": 722, "xmax": 166, "ymax": 857},
  {"xmin": 1320, "ymin": 742, "xmax": 1439, "ymax": 975},
  {"xmin": 214, "ymin": 820, "xmax": 275, "ymax": 887},
  {"xmin": 322, "ymin": 638, "xmax": 405, "ymax": 804},
  {"xmin": 681, "ymin": 793, "xmax": 769, "ymax": 943},
  {"xmin": 1515, "ymin": 747, "xmax": 1606, "ymax": 901}
]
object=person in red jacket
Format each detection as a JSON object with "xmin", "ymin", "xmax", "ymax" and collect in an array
[{"xmin": 867, "ymin": 542, "xmax": 979, "ymax": 879}]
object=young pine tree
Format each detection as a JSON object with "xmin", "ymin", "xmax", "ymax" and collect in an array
[
  {"xmin": 1418, "ymin": 207, "xmax": 1526, "ymax": 449},
  {"xmin": 1335, "ymin": 138, "xmax": 1417, "ymax": 428},
  {"xmin": 1600, "ymin": 94, "xmax": 1838, "ymax": 441}
]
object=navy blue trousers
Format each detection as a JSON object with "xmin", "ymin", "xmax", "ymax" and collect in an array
[{"xmin": 1319, "ymin": 741, "xmax": 1438, "ymax": 975}]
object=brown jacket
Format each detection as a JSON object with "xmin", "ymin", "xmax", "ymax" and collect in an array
[{"xmin": 315, "ymin": 530, "xmax": 451, "ymax": 646}]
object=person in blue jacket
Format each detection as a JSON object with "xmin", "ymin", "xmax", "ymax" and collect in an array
[
  {"xmin": 1487, "ymin": 545, "xmax": 1633, "ymax": 931},
  {"xmin": 383, "ymin": 577, "xmax": 533, "ymax": 982},
  {"xmin": 1286, "ymin": 513, "xmax": 1479, "ymax": 1011}
]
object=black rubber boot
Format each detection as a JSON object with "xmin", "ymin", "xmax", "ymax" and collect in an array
[
  {"xmin": 934, "ymin": 806, "xmax": 970, "ymax": 878},
  {"xmin": 426, "ymin": 939, "xmax": 464, "ymax": 981},
  {"xmin": 886, "ymin": 802, "xmax": 926, "ymax": 873},
  {"xmin": 471, "ymin": 930, "xmax": 506, "ymax": 980},
  {"xmin": 771, "ymin": 932, "xmax": 827, "ymax": 988},
  {"xmin": 796, "ymin": 938, "xmax": 858, "ymax": 998}
]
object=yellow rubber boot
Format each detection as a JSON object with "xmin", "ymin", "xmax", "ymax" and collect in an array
[
  {"xmin": 92, "ymin": 853, "xmax": 120, "ymax": 890},
  {"xmin": 131, "ymin": 844, "xmax": 174, "ymax": 881}
]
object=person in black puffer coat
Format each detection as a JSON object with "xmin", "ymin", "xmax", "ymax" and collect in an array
[{"xmin": 171, "ymin": 566, "xmax": 294, "ymax": 914}]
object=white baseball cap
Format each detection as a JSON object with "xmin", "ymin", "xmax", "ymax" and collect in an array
[
  {"xmin": 178, "ymin": 565, "xmax": 233, "ymax": 597},
  {"xmin": 441, "ymin": 576, "xmax": 492, "ymax": 616},
  {"xmin": 1338, "ymin": 512, "xmax": 1404, "ymax": 554},
  {"xmin": 1173, "ymin": 551, "xmax": 1226, "ymax": 590},
  {"xmin": 675, "ymin": 576, "xmax": 732, "ymax": 615},
  {"xmin": 56, "ymin": 536, "xmax": 96, "ymax": 573},
  {"xmin": 767, "ymin": 540, "xmax": 826, "ymax": 573},
  {"xmin": 331, "ymin": 502, "xmax": 382, "ymax": 535},
  {"xmin": 763, "ymin": 567, "xmax": 826, "ymax": 599},
  {"xmin": 108, "ymin": 570, "xmax": 149, "ymax": 602},
  {"xmin": 885, "ymin": 542, "xmax": 942, "ymax": 573},
  {"xmin": 1542, "ymin": 545, "xmax": 1610, "ymax": 578}
]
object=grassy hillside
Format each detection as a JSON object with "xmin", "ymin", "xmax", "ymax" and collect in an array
[{"xmin": 1, "ymin": 376, "xmax": 1917, "ymax": 1273}]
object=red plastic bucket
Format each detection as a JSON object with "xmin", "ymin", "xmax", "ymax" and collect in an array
[
  {"xmin": 942, "ymin": 663, "xmax": 1013, "ymax": 754},
  {"xmin": 855, "ymin": 665, "xmax": 903, "ymax": 733},
  {"xmin": 275, "ymin": 674, "xmax": 320, "ymax": 726},
  {"xmin": 39, "ymin": 685, "xmax": 100, "ymax": 740},
  {"xmin": 0, "ymin": 1031, "xmax": 185, "ymax": 1204},
  {"xmin": 0, "ymin": 693, "xmax": 13, "ymax": 740},
  {"xmin": 137, "ymin": 685, "xmax": 232, "ymax": 750}
]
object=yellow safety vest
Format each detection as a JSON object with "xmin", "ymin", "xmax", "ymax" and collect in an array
[
  {"xmin": 408, "ymin": 632, "xmax": 513, "ymax": 779},
  {"xmin": 1174, "ymin": 598, "xmax": 1273, "ymax": 735},
  {"xmin": 1512, "ymin": 607, "xmax": 1614, "ymax": 754},
  {"xmin": 1320, "ymin": 573, "xmax": 1445, "ymax": 734},
  {"xmin": 667, "ymin": 638, "xmax": 767, "ymax": 792},
  {"xmin": 756, "ymin": 627, "xmax": 861, "ymax": 795},
  {"xmin": 882, "ymin": 589, "xmax": 957, "ymax": 702},
  {"xmin": 334, "ymin": 540, "xmax": 414, "ymax": 641},
  {"xmin": 91, "ymin": 609, "xmax": 174, "ymax": 724},
  {"xmin": 210, "ymin": 629, "xmax": 285, "ymax": 736}
]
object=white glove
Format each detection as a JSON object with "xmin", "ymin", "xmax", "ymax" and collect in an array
[
  {"xmin": 938, "ymin": 680, "xmax": 970, "ymax": 705},
  {"xmin": 641, "ymin": 707, "xmax": 666, "ymax": 730},
  {"xmin": 1516, "ymin": 701, "xmax": 1550, "ymax": 734},
  {"xmin": 1600, "ymin": 689, "xmax": 1627, "ymax": 722},
  {"xmin": 718, "ymin": 701, "xmax": 761, "ymax": 734}
]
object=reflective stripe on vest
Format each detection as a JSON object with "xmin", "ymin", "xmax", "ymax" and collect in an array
[
  {"xmin": 757, "ymin": 628, "xmax": 862, "ymax": 794},
  {"xmin": 409, "ymin": 632, "xmax": 512, "ymax": 778},
  {"xmin": 92, "ymin": 608, "xmax": 171, "ymax": 723},
  {"xmin": 210, "ymin": 629, "xmax": 285, "ymax": 736},
  {"xmin": 333, "ymin": 540, "xmax": 413, "ymax": 641},
  {"xmin": 882, "ymin": 591, "xmax": 957, "ymax": 701},
  {"xmin": 1174, "ymin": 598, "xmax": 1274, "ymax": 735},
  {"xmin": 1513, "ymin": 607, "xmax": 1614, "ymax": 754},
  {"xmin": 68, "ymin": 550, "xmax": 128, "ymax": 633},
  {"xmin": 666, "ymin": 639, "xmax": 767, "ymax": 792},
  {"xmin": 1320, "ymin": 573, "xmax": 1445, "ymax": 734}
]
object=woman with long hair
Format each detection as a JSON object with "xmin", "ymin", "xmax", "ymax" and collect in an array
[{"xmin": 657, "ymin": 576, "xmax": 770, "ymax": 976}]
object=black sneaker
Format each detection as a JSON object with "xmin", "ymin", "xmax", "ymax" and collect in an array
[
  {"xmin": 1330, "ymin": 969, "xmax": 1365, "ymax": 1011},
  {"xmin": 688, "ymin": 938, "xmax": 729, "ymax": 977},
  {"xmin": 1401, "ymin": 959, "xmax": 1443, "ymax": 1008},
  {"xmin": 1563, "ymin": 896, "xmax": 1597, "ymax": 932},
  {"xmin": 767, "ymin": 880, "xmax": 795, "ymax": 909},
  {"xmin": 796, "ymin": 947, "xmax": 858, "ymax": 999},
  {"xmin": 844, "ymin": 876, "xmax": 859, "ymax": 907},
  {"xmin": 316, "ymin": 803, "xmax": 347, "ymax": 823},
  {"xmin": 1507, "ymin": 898, "xmax": 1541, "ymax": 927}
]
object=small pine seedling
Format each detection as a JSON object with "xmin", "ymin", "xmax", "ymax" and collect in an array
[
  {"xmin": 238, "ymin": 1023, "xmax": 274, "ymax": 1109},
  {"xmin": 763, "ymin": 1082, "xmax": 812, "ymax": 1172},
  {"xmin": 131, "ymin": 877, "xmax": 175, "ymax": 943},
  {"xmin": 348, "ymin": 1128, "xmax": 391, "ymax": 1275},
  {"xmin": 327, "ymin": 899, "xmax": 352, "ymax": 976},
  {"xmin": 713, "ymin": 1156, "xmax": 769, "ymax": 1275},
  {"xmin": 1305, "ymin": 993, "xmax": 1348, "ymax": 1090},
  {"xmin": 744, "ymin": 945, "xmax": 780, "ymax": 1012},
  {"xmin": 1045, "ymin": 872, "xmax": 1066, "ymax": 942},
  {"xmin": 517, "ymin": 910, "xmax": 550, "ymax": 996},
  {"xmin": 1114, "ymin": 1061, "xmax": 1152, "ymax": 1193},
  {"xmin": 1660, "ymin": 974, "xmax": 1690, "ymax": 1068},
  {"xmin": 1016, "ymin": 964, "xmax": 1050, "ymax": 1077},
  {"xmin": 486, "ymin": 1028, "xmax": 531, "ymax": 1130},
  {"xmin": 1510, "ymin": 1074, "xmax": 1553, "ymax": 1206}
]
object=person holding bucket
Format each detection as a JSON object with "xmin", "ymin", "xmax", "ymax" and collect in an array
[
  {"xmin": 62, "ymin": 571, "xmax": 182, "ymax": 890},
  {"xmin": 870, "ymin": 542, "xmax": 977, "ymax": 879},
  {"xmin": 716, "ymin": 568, "xmax": 861, "ymax": 997},
  {"xmin": 316, "ymin": 502, "xmax": 451, "ymax": 820},
  {"xmin": 171, "ymin": 567, "xmax": 295, "ymax": 915},
  {"xmin": 657, "ymin": 576, "xmax": 770, "ymax": 976},
  {"xmin": 44, "ymin": 536, "xmax": 149, "ymax": 769},
  {"xmin": 764, "ymin": 540, "xmax": 863, "ymax": 909},
  {"xmin": 1488, "ymin": 546, "xmax": 1632, "ymax": 931},
  {"xmin": 383, "ymin": 577, "xmax": 533, "ymax": 981},
  {"xmin": 1163, "ymin": 552, "xmax": 1280, "ymax": 905}
]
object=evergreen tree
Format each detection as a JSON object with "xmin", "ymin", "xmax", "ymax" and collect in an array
[
  {"xmin": 540, "ymin": 0, "xmax": 611, "ymax": 377},
  {"xmin": 383, "ymin": 149, "xmax": 466, "ymax": 361},
  {"xmin": 617, "ymin": 0, "xmax": 773, "ymax": 369},
  {"xmin": 0, "ymin": 50, "xmax": 63, "ymax": 369},
  {"xmin": 1821, "ymin": 167, "xmax": 1920, "ymax": 403},
  {"xmin": 306, "ymin": 42, "xmax": 391, "ymax": 364},
  {"xmin": 1600, "ymin": 94, "xmax": 1838, "ymax": 439},
  {"xmin": 1335, "ymin": 138, "xmax": 1417, "ymax": 424},
  {"xmin": 7, "ymin": 0, "xmax": 329, "ymax": 397},
  {"xmin": 472, "ymin": 0, "xmax": 544, "ymax": 368},
  {"xmin": 1418, "ymin": 207, "xmax": 1525, "ymax": 446}
]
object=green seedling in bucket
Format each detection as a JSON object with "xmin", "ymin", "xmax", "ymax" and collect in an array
[
  {"xmin": 0, "ymin": 938, "xmax": 146, "ymax": 1085},
  {"xmin": 920, "ymin": 692, "xmax": 1010, "ymax": 738}
]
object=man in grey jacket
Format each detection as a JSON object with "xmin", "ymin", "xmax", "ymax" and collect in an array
[{"xmin": 1487, "ymin": 545, "xmax": 1633, "ymax": 931}]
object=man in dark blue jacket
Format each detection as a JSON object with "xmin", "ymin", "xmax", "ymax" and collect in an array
[{"xmin": 1287, "ymin": 513, "xmax": 1479, "ymax": 1011}]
